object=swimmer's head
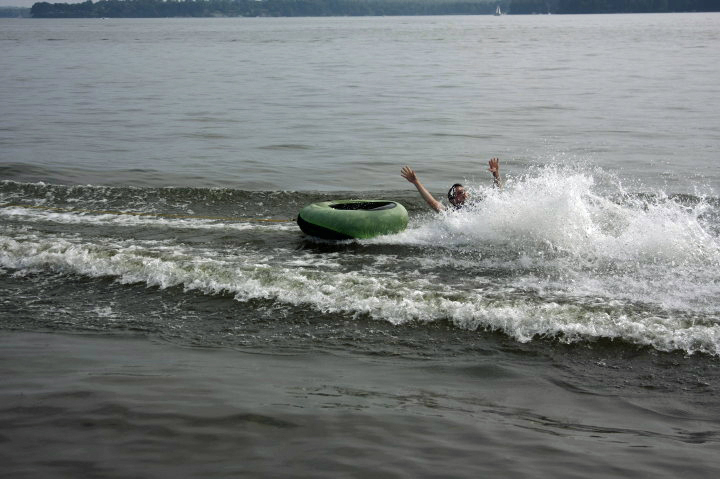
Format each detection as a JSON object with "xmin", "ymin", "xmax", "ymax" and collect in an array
[{"xmin": 447, "ymin": 183, "xmax": 467, "ymax": 208}]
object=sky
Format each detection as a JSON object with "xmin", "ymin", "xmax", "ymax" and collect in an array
[
  {"xmin": 0, "ymin": 0, "xmax": 84, "ymax": 7},
  {"xmin": 2, "ymin": 0, "xmax": 39, "ymax": 6}
]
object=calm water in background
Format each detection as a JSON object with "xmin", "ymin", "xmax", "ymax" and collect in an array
[
  {"xmin": 2, "ymin": 14, "xmax": 719, "ymax": 190},
  {"xmin": 1, "ymin": 14, "xmax": 720, "ymax": 478}
]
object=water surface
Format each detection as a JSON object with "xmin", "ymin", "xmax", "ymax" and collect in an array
[{"xmin": 1, "ymin": 14, "xmax": 720, "ymax": 478}]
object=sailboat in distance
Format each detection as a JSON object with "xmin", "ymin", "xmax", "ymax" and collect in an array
[{"xmin": 494, "ymin": 5, "xmax": 504, "ymax": 16}]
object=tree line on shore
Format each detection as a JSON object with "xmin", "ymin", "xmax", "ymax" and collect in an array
[{"xmin": 29, "ymin": 0, "xmax": 720, "ymax": 18}]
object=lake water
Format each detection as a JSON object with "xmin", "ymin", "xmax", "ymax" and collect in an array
[{"xmin": 1, "ymin": 13, "xmax": 720, "ymax": 478}]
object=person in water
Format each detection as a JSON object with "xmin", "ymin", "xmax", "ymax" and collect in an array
[{"xmin": 401, "ymin": 158, "xmax": 501, "ymax": 212}]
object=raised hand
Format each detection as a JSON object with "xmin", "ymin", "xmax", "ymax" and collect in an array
[
  {"xmin": 488, "ymin": 158, "xmax": 501, "ymax": 187},
  {"xmin": 488, "ymin": 157, "xmax": 500, "ymax": 177},
  {"xmin": 401, "ymin": 166, "xmax": 419, "ymax": 185}
]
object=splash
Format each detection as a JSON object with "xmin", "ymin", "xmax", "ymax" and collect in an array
[
  {"xmin": 379, "ymin": 164, "xmax": 720, "ymax": 351},
  {"xmin": 392, "ymin": 165, "xmax": 718, "ymax": 258}
]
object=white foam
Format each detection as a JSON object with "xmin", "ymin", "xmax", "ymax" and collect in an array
[
  {"xmin": 2, "ymin": 166, "xmax": 719, "ymax": 355},
  {"xmin": 379, "ymin": 165, "xmax": 720, "ymax": 307},
  {"xmin": 2, "ymin": 225, "xmax": 719, "ymax": 355},
  {"xmin": 0, "ymin": 206, "xmax": 294, "ymax": 232}
]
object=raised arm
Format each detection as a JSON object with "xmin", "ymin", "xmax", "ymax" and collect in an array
[
  {"xmin": 401, "ymin": 166, "xmax": 445, "ymax": 212},
  {"xmin": 488, "ymin": 157, "xmax": 501, "ymax": 188}
]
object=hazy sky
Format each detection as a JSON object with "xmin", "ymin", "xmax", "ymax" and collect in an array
[{"xmin": 0, "ymin": 0, "xmax": 83, "ymax": 7}]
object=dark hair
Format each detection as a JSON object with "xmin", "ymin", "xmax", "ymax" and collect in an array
[{"xmin": 447, "ymin": 183, "xmax": 463, "ymax": 203}]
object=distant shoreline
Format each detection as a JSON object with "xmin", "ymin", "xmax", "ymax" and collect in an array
[
  {"xmin": 24, "ymin": 0, "xmax": 720, "ymax": 19},
  {"xmin": 0, "ymin": 7, "xmax": 31, "ymax": 17}
]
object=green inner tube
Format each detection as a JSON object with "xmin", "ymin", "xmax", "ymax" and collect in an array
[{"xmin": 297, "ymin": 200, "xmax": 408, "ymax": 240}]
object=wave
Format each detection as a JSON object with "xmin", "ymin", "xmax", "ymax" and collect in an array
[
  {"xmin": 0, "ymin": 206, "xmax": 296, "ymax": 232},
  {"xmin": 2, "ymin": 166, "xmax": 720, "ymax": 355},
  {"xmin": 2, "ymin": 238, "xmax": 719, "ymax": 356}
]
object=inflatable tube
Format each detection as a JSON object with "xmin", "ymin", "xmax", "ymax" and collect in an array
[{"xmin": 297, "ymin": 200, "xmax": 408, "ymax": 240}]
